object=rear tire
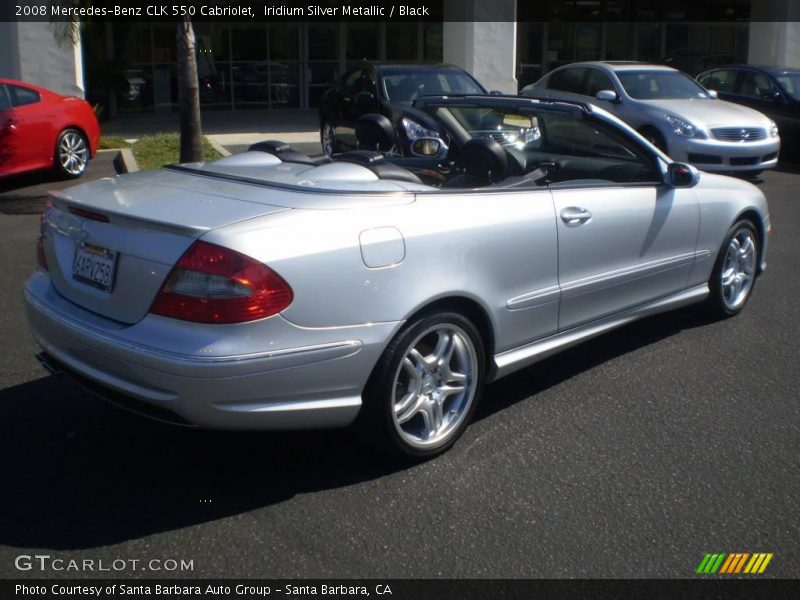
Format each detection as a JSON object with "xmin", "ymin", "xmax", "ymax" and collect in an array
[
  {"xmin": 54, "ymin": 128, "xmax": 89, "ymax": 179},
  {"xmin": 358, "ymin": 311, "xmax": 485, "ymax": 461},
  {"xmin": 706, "ymin": 219, "xmax": 759, "ymax": 318}
]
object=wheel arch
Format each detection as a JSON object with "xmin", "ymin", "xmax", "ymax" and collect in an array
[
  {"xmin": 637, "ymin": 124, "xmax": 667, "ymax": 147},
  {"xmin": 398, "ymin": 294, "xmax": 497, "ymax": 378}
]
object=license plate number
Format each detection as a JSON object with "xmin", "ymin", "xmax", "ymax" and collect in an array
[{"xmin": 72, "ymin": 244, "xmax": 117, "ymax": 292}]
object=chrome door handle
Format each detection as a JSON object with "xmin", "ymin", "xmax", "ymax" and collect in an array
[
  {"xmin": 3, "ymin": 119, "xmax": 16, "ymax": 131},
  {"xmin": 560, "ymin": 207, "xmax": 592, "ymax": 226}
]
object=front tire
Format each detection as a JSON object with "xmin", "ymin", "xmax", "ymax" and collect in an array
[
  {"xmin": 54, "ymin": 129, "xmax": 89, "ymax": 179},
  {"xmin": 706, "ymin": 220, "xmax": 759, "ymax": 318},
  {"xmin": 359, "ymin": 311, "xmax": 485, "ymax": 461}
]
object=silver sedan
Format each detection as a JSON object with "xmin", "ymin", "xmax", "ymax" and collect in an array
[
  {"xmin": 522, "ymin": 62, "xmax": 781, "ymax": 175},
  {"xmin": 25, "ymin": 96, "xmax": 770, "ymax": 460}
]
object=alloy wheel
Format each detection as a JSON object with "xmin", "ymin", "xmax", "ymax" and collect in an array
[
  {"xmin": 59, "ymin": 132, "xmax": 88, "ymax": 176},
  {"xmin": 322, "ymin": 123, "xmax": 335, "ymax": 157},
  {"xmin": 391, "ymin": 324, "xmax": 478, "ymax": 449},
  {"xmin": 720, "ymin": 227, "xmax": 757, "ymax": 310}
]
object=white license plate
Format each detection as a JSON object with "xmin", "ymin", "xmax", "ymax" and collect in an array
[{"xmin": 72, "ymin": 244, "xmax": 117, "ymax": 292}]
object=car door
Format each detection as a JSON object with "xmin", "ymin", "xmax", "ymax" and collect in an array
[
  {"xmin": 542, "ymin": 112, "xmax": 700, "ymax": 330},
  {"xmin": 697, "ymin": 69, "xmax": 739, "ymax": 103},
  {"xmin": 0, "ymin": 84, "xmax": 19, "ymax": 174},
  {"xmin": 2, "ymin": 84, "xmax": 52, "ymax": 174},
  {"xmin": 726, "ymin": 69, "xmax": 781, "ymax": 119}
]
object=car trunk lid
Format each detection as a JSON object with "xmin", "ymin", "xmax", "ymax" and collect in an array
[{"xmin": 42, "ymin": 171, "xmax": 289, "ymax": 324}]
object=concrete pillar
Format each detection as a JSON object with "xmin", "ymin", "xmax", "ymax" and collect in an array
[
  {"xmin": 748, "ymin": 1, "xmax": 800, "ymax": 68},
  {"xmin": 443, "ymin": 0, "xmax": 517, "ymax": 93},
  {"xmin": 0, "ymin": 22, "xmax": 84, "ymax": 97}
]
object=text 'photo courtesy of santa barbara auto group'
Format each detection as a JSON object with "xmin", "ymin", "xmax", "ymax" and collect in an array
[{"xmin": 1, "ymin": 0, "xmax": 799, "ymax": 598}]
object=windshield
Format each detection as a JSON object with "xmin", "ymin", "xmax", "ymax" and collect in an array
[
  {"xmin": 617, "ymin": 70, "xmax": 711, "ymax": 100},
  {"xmin": 431, "ymin": 106, "xmax": 640, "ymax": 161},
  {"xmin": 383, "ymin": 70, "xmax": 485, "ymax": 104},
  {"xmin": 776, "ymin": 74, "xmax": 800, "ymax": 101}
]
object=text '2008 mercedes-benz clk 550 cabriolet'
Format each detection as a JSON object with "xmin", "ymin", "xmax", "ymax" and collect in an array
[{"xmin": 25, "ymin": 95, "xmax": 770, "ymax": 460}]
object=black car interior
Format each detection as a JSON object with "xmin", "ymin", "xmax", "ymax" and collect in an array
[{"xmin": 251, "ymin": 104, "xmax": 662, "ymax": 189}]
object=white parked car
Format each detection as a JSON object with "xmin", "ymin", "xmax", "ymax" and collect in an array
[{"xmin": 522, "ymin": 62, "xmax": 780, "ymax": 175}]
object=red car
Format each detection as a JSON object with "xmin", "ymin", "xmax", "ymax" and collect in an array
[{"xmin": 0, "ymin": 79, "xmax": 100, "ymax": 179}]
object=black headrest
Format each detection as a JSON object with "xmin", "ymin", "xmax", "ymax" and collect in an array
[
  {"xmin": 248, "ymin": 140, "xmax": 325, "ymax": 166},
  {"xmin": 337, "ymin": 150, "xmax": 387, "ymax": 169},
  {"xmin": 355, "ymin": 114, "xmax": 396, "ymax": 152},
  {"xmin": 249, "ymin": 140, "xmax": 291, "ymax": 155},
  {"xmin": 455, "ymin": 137, "xmax": 508, "ymax": 184}
]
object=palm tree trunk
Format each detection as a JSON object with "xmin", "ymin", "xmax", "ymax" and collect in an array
[{"xmin": 176, "ymin": 17, "xmax": 203, "ymax": 163}]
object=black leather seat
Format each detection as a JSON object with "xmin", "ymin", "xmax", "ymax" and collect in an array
[
  {"xmin": 443, "ymin": 137, "xmax": 508, "ymax": 188},
  {"xmin": 355, "ymin": 114, "xmax": 397, "ymax": 153},
  {"xmin": 248, "ymin": 140, "xmax": 328, "ymax": 166},
  {"xmin": 337, "ymin": 151, "xmax": 422, "ymax": 184}
]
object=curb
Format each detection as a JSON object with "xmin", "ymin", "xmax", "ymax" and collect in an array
[
  {"xmin": 208, "ymin": 139, "xmax": 232, "ymax": 158},
  {"xmin": 113, "ymin": 148, "xmax": 139, "ymax": 174}
]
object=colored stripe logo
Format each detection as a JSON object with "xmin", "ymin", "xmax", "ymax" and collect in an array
[{"xmin": 696, "ymin": 552, "xmax": 773, "ymax": 574}]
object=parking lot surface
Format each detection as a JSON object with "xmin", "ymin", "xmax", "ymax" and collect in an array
[{"xmin": 0, "ymin": 166, "xmax": 797, "ymax": 578}]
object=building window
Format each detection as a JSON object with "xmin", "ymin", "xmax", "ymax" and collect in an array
[
  {"xmin": 386, "ymin": 23, "xmax": 418, "ymax": 61},
  {"xmin": 346, "ymin": 23, "xmax": 379, "ymax": 61},
  {"xmin": 423, "ymin": 22, "xmax": 443, "ymax": 61}
]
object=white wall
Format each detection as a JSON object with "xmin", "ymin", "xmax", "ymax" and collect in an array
[
  {"xmin": 443, "ymin": 0, "xmax": 517, "ymax": 93},
  {"xmin": 748, "ymin": 22, "xmax": 800, "ymax": 69},
  {"xmin": 0, "ymin": 21, "xmax": 84, "ymax": 97}
]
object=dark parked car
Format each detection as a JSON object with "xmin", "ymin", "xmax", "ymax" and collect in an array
[
  {"xmin": 318, "ymin": 63, "xmax": 486, "ymax": 158},
  {"xmin": 697, "ymin": 65, "xmax": 800, "ymax": 159},
  {"xmin": 662, "ymin": 50, "xmax": 741, "ymax": 77}
]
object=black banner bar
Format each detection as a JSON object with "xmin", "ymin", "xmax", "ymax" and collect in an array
[
  {"xmin": 4, "ymin": 579, "xmax": 800, "ymax": 600},
  {"xmin": 3, "ymin": 0, "xmax": 800, "ymax": 23}
]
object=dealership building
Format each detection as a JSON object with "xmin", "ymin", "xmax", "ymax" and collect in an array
[{"xmin": 1, "ymin": 0, "xmax": 798, "ymax": 115}]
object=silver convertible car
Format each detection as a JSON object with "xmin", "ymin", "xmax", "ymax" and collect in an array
[{"xmin": 25, "ymin": 95, "xmax": 770, "ymax": 460}]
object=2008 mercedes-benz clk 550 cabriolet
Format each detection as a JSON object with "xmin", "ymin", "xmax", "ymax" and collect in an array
[{"xmin": 25, "ymin": 95, "xmax": 770, "ymax": 460}]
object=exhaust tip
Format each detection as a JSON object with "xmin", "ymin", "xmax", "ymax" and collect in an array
[{"xmin": 35, "ymin": 352, "xmax": 64, "ymax": 376}]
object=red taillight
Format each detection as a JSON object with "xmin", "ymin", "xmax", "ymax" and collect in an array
[
  {"xmin": 150, "ymin": 241, "xmax": 293, "ymax": 324},
  {"xmin": 36, "ymin": 200, "xmax": 52, "ymax": 271}
]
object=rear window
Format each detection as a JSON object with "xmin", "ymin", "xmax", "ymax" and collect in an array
[
  {"xmin": 8, "ymin": 85, "xmax": 41, "ymax": 107},
  {"xmin": 548, "ymin": 68, "xmax": 587, "ymax": 94}
]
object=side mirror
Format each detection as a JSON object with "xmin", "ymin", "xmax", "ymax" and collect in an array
[
  {"xmin": 490, "ymin": 90, "xmax": 504, "ymax": 96},
  {"xmin": 595, "ymin": 89, "xmax": 619, "ymax": 103},
  {"xmin": 667, "ymin": 162, "xmax": 700, "ymax": 187},
  {"xmin": 355, "ymin": 91, "xmax": 377, "ymax": 111},
  {"xmin": 707, "ymin": 89, "xmax": 719, "ymax": 99}
]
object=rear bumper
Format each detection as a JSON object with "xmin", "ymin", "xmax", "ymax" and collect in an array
[{"xmin": 24, "ymin": 271, "xmax": 398, "ymax": 430}]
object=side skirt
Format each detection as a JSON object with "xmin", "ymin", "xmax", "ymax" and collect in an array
[{"xmin": 491, "ymin": 284, "xmax": 709, "ymax": 381}]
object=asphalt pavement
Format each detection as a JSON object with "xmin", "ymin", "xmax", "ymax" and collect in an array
[{"xmin": 0, "ymin": 164, "xmax": 797, "ymax": 579}]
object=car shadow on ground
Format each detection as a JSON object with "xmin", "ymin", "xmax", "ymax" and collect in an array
[{"xmin": 0, "ymin": 306, "xmax": 713, "ymax": 551}]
